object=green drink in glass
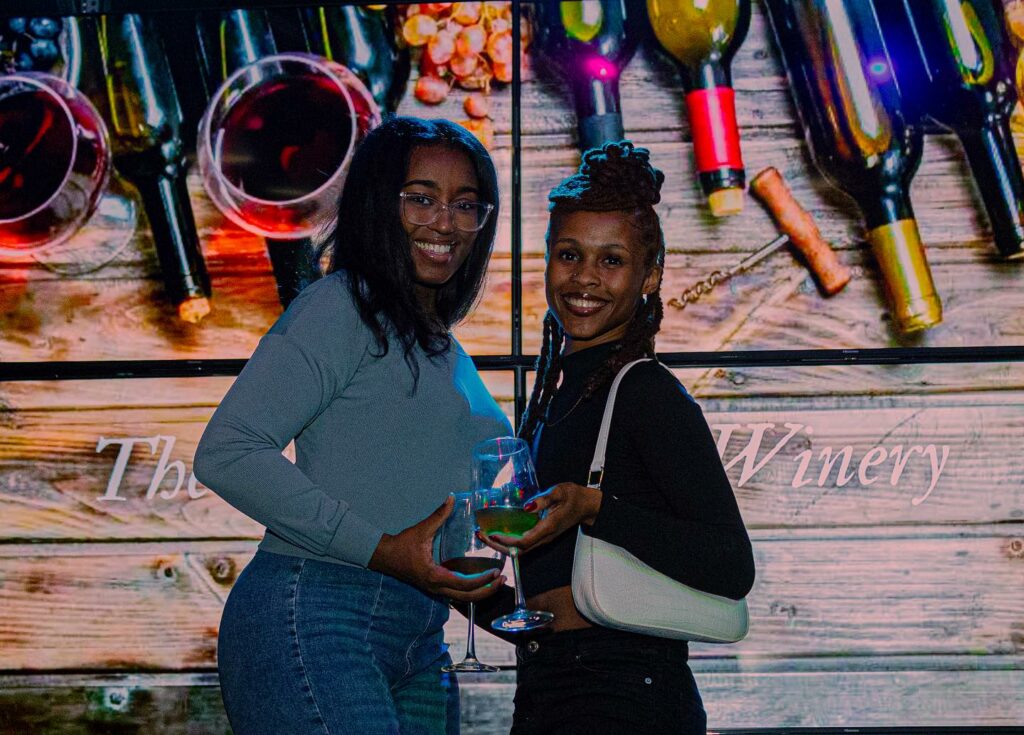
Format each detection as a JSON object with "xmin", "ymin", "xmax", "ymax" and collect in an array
[{"xmin": 472, "ymin": 436, "xmax": 554, "ymax": 633}]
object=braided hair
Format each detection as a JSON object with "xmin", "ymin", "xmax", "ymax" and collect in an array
[{"xmin": 519, "ymin": 141, "xmax": 666, "ymax": 444}]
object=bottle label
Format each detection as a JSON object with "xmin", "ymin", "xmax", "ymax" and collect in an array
[
  {"xmin": 866, "ymin": 219, "xmax": 942, "ymax": 333},
  {"xmin": 685, "ymin": 87, "xmax": 744, "ymax": 173}
]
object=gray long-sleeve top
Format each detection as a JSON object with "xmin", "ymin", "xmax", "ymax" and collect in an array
[{"xmin": 193, "ymin": 271, "xmax": 512, "ymax": 567}]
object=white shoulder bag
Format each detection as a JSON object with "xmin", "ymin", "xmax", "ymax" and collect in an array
[{"xmin": 570, "ymin": 358, "xmax": 750, "ymax": 643}]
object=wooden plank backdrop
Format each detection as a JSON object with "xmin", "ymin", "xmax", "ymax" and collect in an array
[
  {"xmin": 2, "ymin": 378, "xmax": 1023, "ymax": 538},
  {"xmin": 2, "ymin": 0, "xmax": 1024, "ymax": 731}
]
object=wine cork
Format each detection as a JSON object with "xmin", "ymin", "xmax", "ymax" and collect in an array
[
  {"xmin": 178, "ymin": 296, "xmax": 211, "ymax": 324},
  {"xmin": 749, "ymin": 167, "xmax": 851, "ymax": 296},
  {"xmin": 708, "ymin": 187, "xmax": 745, "ymax": 217}
]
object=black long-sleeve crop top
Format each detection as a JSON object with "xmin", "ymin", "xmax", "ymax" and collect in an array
[{"xmin": 519, "ymin": 340, "xmax": 755, "ymax": 601}]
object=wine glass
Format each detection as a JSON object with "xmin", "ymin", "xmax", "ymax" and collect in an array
[
  {"xmin": 437, "ymin": 491, "xmax": 505, "ymax": 673},
  {"xmin": 0, "ymin": 71, "xmax": 138, "ymax": 275},
  {"xmin": 0, "ymin": 72, "xmax": 110, "ymax": 253},
  {"xmin": 472, "ymin": 437, "xmax": 554, "ymax": 633},
  {"xmin": 197, "ymin": 52, "xmax": 381, "ymax": 240}
]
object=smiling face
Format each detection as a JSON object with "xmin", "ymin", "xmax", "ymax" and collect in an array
[
  {"xmin": 400, "ymin": 145, "xmax": 481, "ymax": 308},
  {"xmin": 545, "ymin": 209, "xmax": 662, "ymax": 354}
]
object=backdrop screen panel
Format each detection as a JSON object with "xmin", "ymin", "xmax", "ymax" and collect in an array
[
  {"xmin": 1, "ymin": 1, "xmax": 1023, "ymax": 362},
  {"xmin": 1, "ymin": 362, "xmax": 1022, "ymax": 729}
]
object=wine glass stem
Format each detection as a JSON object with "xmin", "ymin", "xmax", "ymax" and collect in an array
[
  {"xmin": 465, "ymin": 602, "xmax": 477, "ymax": 660},
  {"xmin": 510, "ymin": 546, "xmax": 526, "ymax": 611}
]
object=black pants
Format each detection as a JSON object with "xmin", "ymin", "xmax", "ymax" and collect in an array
[{"xmin": 510, "ymin": 627, "xmax": 707, "ymax": 735}]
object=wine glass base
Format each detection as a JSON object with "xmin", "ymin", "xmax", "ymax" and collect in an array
[
  {"xmin": 442, "ymin": 659, "xmax": 501, "ymax": 673},
  {"xmin": 491, "ymin": 609, "xmax": 555, "ymax": 633}
]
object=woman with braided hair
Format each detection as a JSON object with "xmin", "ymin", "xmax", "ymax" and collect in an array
[{"xmin": 478, "ymin": 141, "xmax": 755, "ymax": 734}]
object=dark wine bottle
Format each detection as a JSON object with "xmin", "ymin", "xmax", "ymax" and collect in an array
[
  {"xmin": 647, "ymin": 0, "xmax": 750, "ymax": 217},
  {"xmin": 875, "ymin": 0, "xmax": 1024, "ymax": 260},
  {"xmin": 96, "ymin": 14, "xmax": 212, "ymax": 323},
  {"xmin": 196, "ymin": 9, "xmax": 321, "ymax": 308},
  {"xmin": 301, "ymin": 5, "xmax": 409, "ymax": 113},
  {"xmin": 763, "ymin": 0, "xmax": 942, "ymax": 333},
  {"xmin": 531, "ymin": 0, "xmax": 642, "ymax": 153}
]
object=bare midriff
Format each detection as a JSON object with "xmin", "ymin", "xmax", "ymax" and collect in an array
[{"xmin": 528, "ymin": 586, "xmax": 592, "ymax": 632}]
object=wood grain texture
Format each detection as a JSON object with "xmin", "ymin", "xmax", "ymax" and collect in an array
[
  {"xmin": 0, "ymin": 373, "xmax": 514, "ymax": 542},
  {"xmin": 0, "ymin": 672, "xmax": 512, "ymax": 735},
  {"xmin": 3, "ymin": 657, "xmax": 1024, "ymax": 732},
  {"xmin": 1, "ymin": 1, "xmax": 1023, "ymax": 728},
  {"xmin": 1, "ymin": 530, "xmax": 1021, "ymax": 671},
  {"xmin": 2, "ymin": 383, "xmax": 1021, "ymax": 540}
]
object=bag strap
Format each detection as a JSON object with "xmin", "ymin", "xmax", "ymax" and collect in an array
[{"xmin": 586, "ymin": 358, "xmax": 652, "ymax": 489}]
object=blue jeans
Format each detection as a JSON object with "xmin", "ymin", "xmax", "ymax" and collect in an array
[
  {"xmin": 217, "ymin": 550, "xmax": 458, "ymax": 735},
  {"xmin": 510, "ymin": 627, "xmax": 706, "ymax": 734}
]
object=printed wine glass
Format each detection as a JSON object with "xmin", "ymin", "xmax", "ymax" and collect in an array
[
  {"xmin": 0, "ymin": 70, "xmax": 138, "ymax": 275},
  {"xmin": 437, "ymin": 492, "xmax": 506, "ymax": 673},
  {"xmin": 473, "ymin": 436, "xmax": 554, "ymax": 633},
  {"xmin": 198, "ymin": 52, "xmax": 381, "ymax": 240},
  {"xmin": 0, "ymin": 72, "xmax": 110, "ymax": 252}
]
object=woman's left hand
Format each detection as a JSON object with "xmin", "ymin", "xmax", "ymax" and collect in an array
[{"xmin": 482, "ymin": 482, "xmax": 603, "ymax": 554}]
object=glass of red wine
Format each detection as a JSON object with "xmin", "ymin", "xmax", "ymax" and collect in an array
[
  {"xmin": 437, "ymin": 491, "xmax": 506, "ymax": 673},
  {"xmin": 473, "ymin": 437, "xmax": 554, "ymax": 633},
  {"xmin": 0, "ymin": 72, "xmax": 111, "ymax": 253},
  {"xmin": 197, "ymin": 52, "xmax": 381, "ymax": 240}
]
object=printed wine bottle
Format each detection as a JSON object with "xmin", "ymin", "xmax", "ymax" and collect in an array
[
  {"xmin": 301, "ymin": 5, "xmax": 409, "ymax": 113},
  {"xmin": 647, "ymin": 0, "xmax": 750, "ymax": 217},
  {"xmin": 531, "ymin": 0, "xmax": 641, "ymax": 152},
  {"xmin": 96, "ymin": 14, "xmax": 212, "ymax": 323},
  {"xmin": 763, "ymin": 0, "xmax": 942, "ymax": 333},
  {"xmin": 875, "ymin": 0, "xmax": 1024, "ymax": 260},
  {"xmin": 195, "ymin": 9, "xmax": 322, "ymax": 308}
]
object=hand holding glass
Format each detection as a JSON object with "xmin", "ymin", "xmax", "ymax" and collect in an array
[
  {"xmin": 437, "ymin": 492, "xmax": 505, "ymax": 673},
  {"xmin": 473, "ymin": 437, "xmax": 554, "ymax": 633}
]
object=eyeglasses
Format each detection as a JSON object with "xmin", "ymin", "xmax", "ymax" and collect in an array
[{"xmin": 399, "ymin": 192, "xmax": 495, "ymax": 232}]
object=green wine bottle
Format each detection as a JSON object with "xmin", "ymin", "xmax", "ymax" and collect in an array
[
  {"xmin": 97, "ymin": 14, "xmax": 212, "ymax": 323},
  {"xmin": 764, "ymin": 0, "xmax": 942, "ymax": 333},
  {"xmin": 531, "ymin": 0, "xmax": 641, "ymax": 153},
  {"xmin": 876, "ymin": 0, "xmax": 1024, "ymax": 260},
  {"xmin": 647, "ymin": 0, "xmax": 751, "ymax": 217}
]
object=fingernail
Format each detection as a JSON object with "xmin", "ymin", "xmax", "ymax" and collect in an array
[{"xmin": 524, "ymin": 501, "xmax": 537, "ymax": 512}]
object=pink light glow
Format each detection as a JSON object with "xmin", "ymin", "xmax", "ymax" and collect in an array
[{"xmin": 583, "ymin": 57, "xmax": 617, "ymax": 79}]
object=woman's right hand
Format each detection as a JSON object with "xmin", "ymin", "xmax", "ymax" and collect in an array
[{"xmin": 369, "ymin": 496, "xmax": 506, "ymax": 602}]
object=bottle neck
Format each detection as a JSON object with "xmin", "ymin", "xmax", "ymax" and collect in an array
[
  {"xmin": 958, "ymin": 121, "xmax": 1024, "ymax": 259},
  {"xmin": 859, "ymin": 180, "xmax": 916, "ymax": 231},
  {"xmin": 265, "ymin": 238, "xmax": 322, "ymax": 308},
  {"xmin": 570, "ymin": 76, "xmax": 624, "ymax": 150},
  {"xmin": 676, "ymin": 57, "xmax": 731, "ymax": 92},
  {"xmin": 119, "ymin": 150, "xmax": 211, "ymax": 306}
]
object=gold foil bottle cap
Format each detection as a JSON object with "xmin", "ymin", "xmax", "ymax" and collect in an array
[
  {"xmin": 866, "ymin": 219, "xmax": 942, "ymax": 333},
  {"xmin": 895, "ymin": 294, "xmax": 943, "ymax": 333},
  {"xmin": 708, "ymin": 187, "xmax": 744, "ymax": 217}
]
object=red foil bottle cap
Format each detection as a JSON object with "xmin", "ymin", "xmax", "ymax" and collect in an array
[{"xmin": 685, "ymin": 87, "xmax": 745, "ymax": 174}]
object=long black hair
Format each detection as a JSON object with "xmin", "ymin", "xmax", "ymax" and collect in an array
[
  {"xmin": 319, "ymin": 116, "xmax": 500, "ymax": 384},
  {"xmin": 519, "ymin": 141, "xmax": 666, "ymax": 443}
]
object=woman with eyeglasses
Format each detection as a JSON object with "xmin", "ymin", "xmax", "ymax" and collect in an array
[{"xmin": 194, "ymin": 116, "xmax": 511, "ymax": 735}]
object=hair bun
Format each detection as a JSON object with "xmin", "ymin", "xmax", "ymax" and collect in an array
[{"xmin": 549, "ymin": 140, "xmax": 664, "ymax": 211}]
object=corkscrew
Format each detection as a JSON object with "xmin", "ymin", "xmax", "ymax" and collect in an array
[
  {"xmin": 668, "ymin": 233, "xmax": 790, "ymax": 310},
  {"xmin": 668, "ymin": 167, "xmax": 851, "ymax": 310}
]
